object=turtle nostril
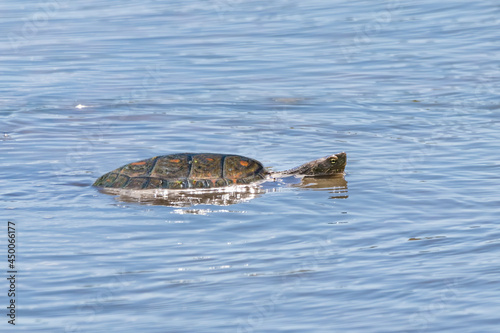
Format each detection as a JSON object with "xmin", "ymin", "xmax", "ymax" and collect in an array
[{"xmin": 336, "ymin": 152, "xmax": 346, "ymax": 158}]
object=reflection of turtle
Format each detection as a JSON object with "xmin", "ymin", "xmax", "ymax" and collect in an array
[
  {"xmin": 93, "ymin": 152, "xmax": 346, "ymax": 190},
  {"xmin": 111, "ymin": 176, "xmax": 348, "ymax": 207}
]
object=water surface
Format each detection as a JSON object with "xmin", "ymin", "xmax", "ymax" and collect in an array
[{"xmin": 1, "ymin": 0, "xmax": 500, "ymax": 332}]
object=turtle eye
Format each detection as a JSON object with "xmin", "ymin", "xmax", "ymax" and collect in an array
[{"xmin": 330, "ymin": 158, "xmax": 337, "ymax": 164}]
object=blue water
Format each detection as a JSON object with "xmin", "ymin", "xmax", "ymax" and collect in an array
[{"xmin": 2, "ymin": 0, "xmax": 500, "ymax": 332}]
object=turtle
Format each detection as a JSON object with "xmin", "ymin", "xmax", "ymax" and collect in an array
[{"xmin": 93, "ymin": 152, "xmax": 346, "ymax": 190}]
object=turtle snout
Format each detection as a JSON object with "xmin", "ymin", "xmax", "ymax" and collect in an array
[{"xmin": 335, "ymin": 152, "xmax": 347, "ymax": 165}]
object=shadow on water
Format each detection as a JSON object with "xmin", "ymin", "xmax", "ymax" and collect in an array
[{"xmin": 97, "ymin": 175, "xmax": 348, "ymax": 207}]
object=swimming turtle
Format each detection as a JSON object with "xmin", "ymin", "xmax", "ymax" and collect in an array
[{"xmin": 93, "ymin": 152, "xmax": 347, "ymax": 190}]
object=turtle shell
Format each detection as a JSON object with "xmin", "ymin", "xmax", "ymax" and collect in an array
[{"xmin": 93, "ymin": 153, "xmax": 268, "ymax": 189}]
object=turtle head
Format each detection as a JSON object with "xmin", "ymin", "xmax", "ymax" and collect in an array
[{"xmin": 285, "ymin": 152, "xmax": 346, "ymax": 176}]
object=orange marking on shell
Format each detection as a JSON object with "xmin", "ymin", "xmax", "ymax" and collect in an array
[
  {"xmin": 170, "ymin": 159, "xmax": 180, "ymax": 163},
  {"xmin": 131, "ymin": 161, "xmax": 146, "ymax": 165},
  {"xmin": 207, "ymin": 158, "xmax": 214, "ymax": 161},
  {"xmin": 240, "ymin": 160, "xmax": 249, "ymax": 166}
]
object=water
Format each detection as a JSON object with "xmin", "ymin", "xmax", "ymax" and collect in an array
[{"xmin": 1, "ymin": 0, "xmax": 500, "ymax": 332}]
